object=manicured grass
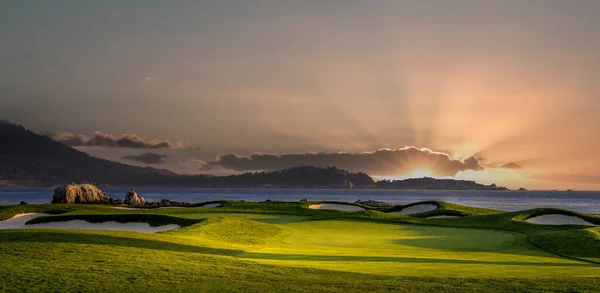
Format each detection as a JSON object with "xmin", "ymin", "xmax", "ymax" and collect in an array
[
  {"xmin": 238, "ymin": 219, "xmax": 600, "ymax": 278},
  {"xmin": 0, "ymin": 201, "xmax": 599, "ymax": 292},
  {"xmin": 1, "ymin": 232, "xmax": 598, "ymax": 293},
  {"xmin": 530, "ymin": 227, "xmax": 600, "ymax": 263},
  {"xmin": 170, "ymin": 217, "xmax": 283, "ymax": 247}
]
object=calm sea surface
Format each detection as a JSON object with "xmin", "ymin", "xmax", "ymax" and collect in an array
[{"xmin": 1, "ymin": 188, "xmax": 599, "ymax": 213}]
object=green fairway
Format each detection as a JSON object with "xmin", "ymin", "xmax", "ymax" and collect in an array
[
  {"xmin": 0, "ymin": 201, "xmax": 599, "ymax": 292},
  {"xmin": 239, "ymin": 220, "xmax": 600, "ymax": 278}
]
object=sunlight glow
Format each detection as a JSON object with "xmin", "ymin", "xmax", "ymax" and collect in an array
[{"xmin": 409, "ymin": 168, "xmax": 433, "ymax": 178}]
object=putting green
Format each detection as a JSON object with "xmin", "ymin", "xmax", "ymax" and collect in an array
[
  {"xmin": 233, "ymin": 219, "xmax": 598, "ymax": 278},
  {"xmin": 140, "ymin": 211, "xmax": 600, "ymax": 278}
]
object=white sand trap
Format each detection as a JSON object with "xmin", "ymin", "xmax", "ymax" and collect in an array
[
  {"xmin": 113, "ymin": 207, "xmax": 149, "ymax": 210},
  {"xmin": 197, "ymin": 203, "xmax": 221, "ymax": 208},
  {"xmin": 389, "ymin": 204, "xmax": 437, "ymax": 215},
  {"xmin": 308, "ymin": 204, "xmax": 365, "ymax": 211},
  {"xmin": 0, "ymin": 213, "xmax": 179, "ymax": 233},
  {"xmin": 426, "ymin": 215, "xmax": 461, "ymax": 219},
  {"xmin": 525, "ymin": 214, "xmax": 596, "ymax": 226},
  {"xmin": 0, "ymin": 213, "xmax": 50, "ymax": 229}
]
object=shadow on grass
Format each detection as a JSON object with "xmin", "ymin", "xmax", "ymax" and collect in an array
[
  {"xmin": 163, "ymin": 212, "xmax": 308, "ymax": 225},
  {"xmin": 386, "ymin": 225, "xmax": 559, "ymax": 259},
  {"xmin": 530, "ymin": 228, "xmax": 600, "ymax": 260},
  {"xmin": 26, "ymin": 213, "xmax": 203, "ymax": 228},
  {"xmin": 238, "ymin": 252, "xmax": 596, "ymax": 267},
  {"xmin": 0, "ymin": 230, "xmax": 242, "ymax": 256}
]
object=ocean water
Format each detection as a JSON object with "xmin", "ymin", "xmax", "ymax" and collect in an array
[{"xmin": 1, "ymin": 188, "xmax": 599, "ymax": 214}]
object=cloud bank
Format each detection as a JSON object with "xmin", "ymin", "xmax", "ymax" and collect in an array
[
  {"xmin": 205, "ymin": 147, "xmax": 486, "ymax": 177},
  {"xmin": 500, "ymin": 162, "xmax": 523, "ymax": 169},
  {"xmin": 53, "ymin": 132, "xmax": 181, "ymax": 149},
  {"xmin": 123, "ymin": 153, "xmax": 168, "ymax": 164}
]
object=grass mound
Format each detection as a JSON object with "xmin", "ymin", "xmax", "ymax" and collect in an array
[
  {"xmin": 530, "ymin": 227, "xmax": 600, "ymax": 263},
  {"xmin": 512, "ymin": 208, "xmax": 600, "ymax": 226},
  {"xmin": 386, "ymin": 201, "xmax": 504, "ymax": 217},
  {"xmin": 170, "ymin": 217, "xmax": 283, "ymax": 246}
]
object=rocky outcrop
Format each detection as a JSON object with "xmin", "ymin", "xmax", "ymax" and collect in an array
[
  {"xmin": 109, "ymin": 198, "xmax": 124, "ymax": 205},
  {"xmin": 355, "ymin": 199, "xmax": 393, "ymax": 207},
  {"xmin": 147, "ymin": 199, "xmax": 189, "ymax": 207},
  {"xmin": 52, "ymin": 184, "xmax": 110, "ymax": 204},
  {"xmin": 124, "ymin": 189, "xmax": 145, "ymax": 205}
]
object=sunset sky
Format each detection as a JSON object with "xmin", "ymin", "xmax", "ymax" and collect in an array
[{"xmin": 1, "ymin": 1, "xmax": 599, "ymax": 190}]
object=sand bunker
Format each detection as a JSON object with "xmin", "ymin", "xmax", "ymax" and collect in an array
[
  {"xmin": 0, "ymin": 213, "xmax": 179, "ymax": 233},
  {"xmin": 389, "ymin": 204, "xmax": 438, "ymax": 215},
  {"xmin": 0, "ymin": 213, "xmax": 48, "ymax": 229},
  {"xmin": 426, "ymin": 215, "xmax": 461, "ymax": 219},
  {"xmin": 525, "ymin": 214, "xmax": 596, "ymax": 226},
  {"xmin": 197, "ymin": 203, "xmax": 221, "ymax": 208},
  {"xmin": 308, "ymin": 204, "xmax": 365, "ymax": 211}
]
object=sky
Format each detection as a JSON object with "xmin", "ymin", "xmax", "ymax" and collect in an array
[{"xmin": 1, "ymin": 1, "xmax": 600, "ymax": 190}]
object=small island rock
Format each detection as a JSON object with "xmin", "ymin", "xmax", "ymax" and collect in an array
[
  {"xmin": 52, "ymin": 184, "xmax": 110, "ymax": 204},
  {"xmin": 125, "ymin": 189, "xmax": 145, "ymax": 205}
]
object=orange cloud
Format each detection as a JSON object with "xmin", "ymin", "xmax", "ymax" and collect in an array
[
  {"xmin": 206, "ymin": 147, "xmax": 485, "ymax": 177},
  {"xmin": 500, "ymin": 162, "xmax": 523, "ymax": 169}
]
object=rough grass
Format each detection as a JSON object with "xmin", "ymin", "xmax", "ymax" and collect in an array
[{"xmin": 1, "ymin": 201, "xmax": 599, "ymax": 292}]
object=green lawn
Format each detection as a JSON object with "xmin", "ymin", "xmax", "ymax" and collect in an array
[
  {"xmin": 0, "ymin": 201, "xmax": 599, "ymax": 292},
  {"xmin": 239, "ymin": 220, "xmax": 599, "ymax": 278}
]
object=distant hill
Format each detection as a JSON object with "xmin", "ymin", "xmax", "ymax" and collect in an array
[
  {"xmin": 201, "ymin": 166, "xmax": 376, "ymax": 189},
  {"xmin": 0, "ymin": 122, "xmax": 179, "ymax": 186},
  {"xmin": 0, "ymin": 122, "xmax": 508, "ymax": 190},
  {"xmin": 376, "ymin": 177, "xmax": 508, "ymax": 191}
]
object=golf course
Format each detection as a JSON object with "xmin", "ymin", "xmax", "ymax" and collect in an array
[{"xmin": 1, "ymin": 200, "xmax": 599, "ymax": 292}]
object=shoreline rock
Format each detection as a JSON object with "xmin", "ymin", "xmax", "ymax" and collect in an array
[
  {"xmin": 51, "ymin": 184, "xmax": 189, "ymax": 206},
  {"xmin": 124, "ymin": 189, "xmax": 145, "ymax": 205},
  {"xmin": 355, "ymin": 199, "xmax": 393, "ymax": 207},
  {"xmin": 52, "ymin": 184, "xmax": 110, "ymax": 204}
]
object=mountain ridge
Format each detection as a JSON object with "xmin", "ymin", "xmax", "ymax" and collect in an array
[{"xmin": 0, "ymin": 122, "xmax": 508, "ymax": 190}]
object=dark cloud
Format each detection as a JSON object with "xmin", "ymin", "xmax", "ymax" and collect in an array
[
  {"xmin": 53, "ymin": 131, "xmax": 180, "ymax": 149},
  {"xmin": 500, "ymin": 162, "xmax": 523, "ymax": 169},
  {"xmin": 206, "ymin": 147, "xmax": 485, "ymax": 176},
  {"xmin": 123, "ymin": 153, "xmax": 168, "ymax": 164}
]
